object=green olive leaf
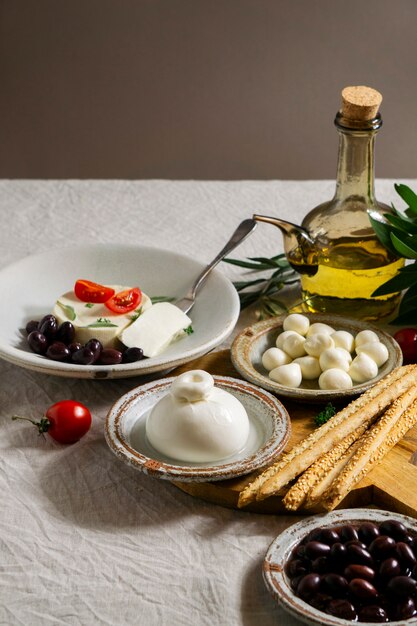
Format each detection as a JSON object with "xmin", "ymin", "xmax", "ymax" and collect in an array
[
  {"xmin": 394, "ymin": 183, "xmax": 417, "ymax": 215},
  {"xmin": 391, "ymin": 232, "xmax": 417, "ymax": 259},
  {"xmin": 368, "ymin": 213, "xmax": 399, "ymax": 256},
  {"xmin": 57, "ymin": 301, "xmax": 76, "ymax": 321}
]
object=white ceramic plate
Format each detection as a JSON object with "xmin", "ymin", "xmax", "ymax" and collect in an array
[
  {"xmin": 105, "ymin": 375, "xmax": 291, "ymax": 482},
  {"xmin": 0, "ymin": 244, "xmax": 240, "ymax": 378},
  {"xmin": 231, "ymin": 313, "xmax": 402, "ymax": 402},
  {"xmin": 263, "ymin": 508, "xmax": 417, "ymax": 626}
]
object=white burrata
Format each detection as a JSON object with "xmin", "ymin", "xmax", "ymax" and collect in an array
[
  {"xmin": 53, "ymin": 285, "xmax": 152, "ymax": 348},
  {"xmin": 146, "ymin": 370, "xmax": 250, "ymax": 462}
]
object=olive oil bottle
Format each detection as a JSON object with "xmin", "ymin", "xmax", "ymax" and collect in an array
[{"xmin": 290, "ymin": 86, "xmax": 403, "ymax": 320}]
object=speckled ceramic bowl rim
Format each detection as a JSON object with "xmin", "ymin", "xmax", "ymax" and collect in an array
[
  {"xmin": 231, "ymin": 313, "xmax": 402, "ymax": 402},
  {"xmin": 263, "ymin": 508, "xmax": 417, "ymax": 626},
  {"xmin": 105, "ymin": 375, "xmax": 291, "ymax": 482}
]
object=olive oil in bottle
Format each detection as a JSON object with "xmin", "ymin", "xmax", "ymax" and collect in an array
[{"xmin": 290, "ymin": 86, "xmax": 403, "ymax": 320}]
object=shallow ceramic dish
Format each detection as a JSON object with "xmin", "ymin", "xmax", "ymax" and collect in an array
[
  {"xmin": 0, "ymin": 244, "xmax": 240, "ymax": 379},
  {"xmin": 105, "ymin": 374, "xmax": 291, "ymax": 482},
  {"xmin": 231, "ymin": 313, "xmax": 402, "ymax": 402},
  {"xmin": 263, "ymin": 508, "xmax": 417, "ymax": 626}
]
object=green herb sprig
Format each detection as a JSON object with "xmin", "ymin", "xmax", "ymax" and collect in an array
[
  {"xmin": 223, "ymin": 254, "xmax": 299, "ymax": 319},
  {"xmin": 370, "ymin": 184, "xmax": 417, "ymax": 324},
  {"xmin": 314, "ymin": 403, "xmax": 336, "ymax": 427}
]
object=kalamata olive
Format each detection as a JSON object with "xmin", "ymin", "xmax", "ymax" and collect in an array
[
  {"xmin": 344, "ymin": 564, "xmax": 375, "ymax": 582},
  {"xmin": 379, "ymin": 520, "xmax": 408, "ymax": 541},
  {"xmin": 56, "ymin": 321, "xmax": 75, "ymax": 345},
  {"xmin": 71, "ymin": 347, "xmax": 96, "ymax": 366},
  {"xmin": 85, "ymin": 338, "xmax": 103, "ymax": 363},
  {"xmin": 345, "ymin": 540, "xmax": 367, "ymax": 550},
  {"xmin": 369, "ymin": 536, "xmax": 396, "ymax": 559},
  {"xmin": 122, "ymin": 347, "xmax": 145, "ymax": 363},
  {"xmin": 393, "ymin": 597, "xmax": 417, "ymax": 620},
  {"xmin": 387, "ymin": 575, "xmax": 417, "ymax": 597},
  {"xmin": 98, "ymin": 348, "xmax": 123, "ymax": 366},
  {"xmin": 330, "ymin": 542, "xmax": 348, "ymax": 567},
  {"xmin": 287, "ymin": 559, "xmax": 309, "ymax": 578},
  {"xmin": 46, "ymin": 341, "xmax": 70, "ymax": 362},
  {"xmin": 339, "ymin": 525, "xmax": 359, "ymax": 543},
  {"xmin": 349, "ymin": 577, "xmax": 378, "ymax": 600},
  {"xmin": 38, "ymin": 315, "xmax": 58, "ymax": 341},
  {"xmin": 395, "ymin": 542, "xmax": 417, "ymax": 567},
  {"xmin": 303, "ymin": 528, "xmax": 323, "ymax": 544},
  {"xmin": 346, "ymin": 544, "xmax": 373, "ymax": 566},
  {"xmin": 379, "ymin": 557, "xmax": 401, "ymax": 579},
  {"xmin": 319, "ymin": 529, "xmax": 340, "ymax": 545},
  {"xmin": 296, "ymin": 573, "xmax": 322, "ymax": 600},
  {"xmin": 358, "ymin": 522, "xmax": 380, "ymax": 545},
  {"xmin": 290, "ymin": 574, "xmax": 303, "ymax": 591},
  {"xmin": 305, "ymin": 541, "xmax": 331, "ymax": 560},
  {"xmin": 68, "ymin": 342, "xmax": 83, "ymax": 355},
  {"xmin": 294, "ymin": 544, "xmax": 307, "ymax": 558},
  {"xmin": 326, "ymin": 598, "xmax": 357, "ymax": 620},
  {"xmin": 358, "ymin": 605, "xmax": 389, "ymax": 623},
  {"xmin": 323, "ymin": 573, "xmax": 349, "ymax": 597},
  {"xmin": 25, "ymin": 320, "xmax": 39, "ymax": 334},
  {"xmin": 310, "ymin": 592, "xmax": 332, "ymax": 611},
  {"xmin": 312, "ymin": 557, "xmax": 330, "ymax": 574},
  {"xmin": 408, "ymin": 536, "xmax": 417, "ymax": 553},
  {"xmin": 28, "ymin": 331, "xmax": 48, "ymax": 355}
]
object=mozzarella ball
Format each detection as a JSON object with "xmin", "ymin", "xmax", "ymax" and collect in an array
[
  {"xmin": 269, "ymin": 363, "xmax": 302, "ymax": 388},
  {"xmin": 262, "ymin": 347, "xmax": 291, "ymax": 371},
  {"xmin": 305, "ymin": 333, "xmax": 335, "ymax": 357},
  {"xmin": 283, "ymin": 313, "xmax": 310, "ymax": 336},
  {"xmin": 276, "ymin": 330, "xmax": 299, "ymax": 349},
  {"xmin": 293, "ymin": 356, "xmax": 322, "ymax": 380},
  {"xmin": 319, "ymin": 347, "xmax": 351, "ymax": 372},
  {"xmin": 349, "ymin": 353, "xmax": 379, "ymax": 383},
  {"xmin": 355, "ymin": 330, "xmax": 380, "ymax": 348},
  {"xmin": 356, "ymin": 341, "xmax": 389, "ymax": 367},
  {"xmin": 331, "ymin": 330, "xmax": 355, "ymax": 353},
  {"xmin": 319, "ymin": 368, "xmax": 353, "ymax": 390},
  {"xmin": 282, "ymin": 333, "xmax": 306, "ymax": 359},
  {"xmin": 306, "ymin": 322, "xmax": 335, "ymax": 338}
]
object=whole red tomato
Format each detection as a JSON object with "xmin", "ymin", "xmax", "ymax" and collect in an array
[
  {"xmin": 393, "ymin": 328, "xmax": 417, "ymax": 364},
  {"xmin": 12, "ymin": 400, "xmax": 91, "ymax": 444}
]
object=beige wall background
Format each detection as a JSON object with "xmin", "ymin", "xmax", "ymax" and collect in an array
[{"xmin": 1, "ymin": 0, "xmax": 417, "ymax": 180}]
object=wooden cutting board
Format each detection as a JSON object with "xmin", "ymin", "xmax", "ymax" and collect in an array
[{"xmin": 172, "ymin": 350, "xmax": 417, "ymax": 517}]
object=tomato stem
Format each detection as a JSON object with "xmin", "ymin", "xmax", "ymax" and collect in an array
[{"xmin": 11, "ymin": 415, "xmax": 51, "ymax": 439}]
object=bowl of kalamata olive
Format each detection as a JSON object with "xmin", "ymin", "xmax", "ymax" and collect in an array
[{"xmin": 263, "ymin": 509, "xmax": 417, "ymax": 625}]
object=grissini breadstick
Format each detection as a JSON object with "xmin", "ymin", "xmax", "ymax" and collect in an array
[
  {"xmin": 256, "ymin": 365, "xmax": 417, "ymax": 503},
  {"xmin": 304, "ymin": 438, "xmax": 364, "ymax": 509},
  {"xmin": 323, "ymin": 390, "xmax": 417, "ymax": 511},
  {"xmin": 283, "ymin": 421, "xmax": 372, "ymax": 511},
  {"xmin": 237, "ymin": 365, "xmax": 416, "ymax": 508}
]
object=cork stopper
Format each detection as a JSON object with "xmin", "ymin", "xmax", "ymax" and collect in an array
[{"xmin": 341, "ymin": 86, "xmax": 382, "ymax": 121}]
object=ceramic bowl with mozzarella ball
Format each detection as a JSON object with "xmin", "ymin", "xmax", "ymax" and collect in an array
[{"xmin": 231, "ymin": 313, "xmax": 402, "ymax": 402}]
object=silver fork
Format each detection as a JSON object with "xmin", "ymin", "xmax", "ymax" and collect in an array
[{"xmin": 175, "ymin": 218, "xmax": 257, "ymax": 314}]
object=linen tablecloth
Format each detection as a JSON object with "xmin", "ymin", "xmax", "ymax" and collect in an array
[{"xmin": 0, "ymin": 179, "xmax": 413, "ymax": 626}]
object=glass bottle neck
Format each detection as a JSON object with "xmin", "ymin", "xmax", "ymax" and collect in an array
[{"xmin": 333, "ymin": 128, "xmax": 377, "ymax": 204}]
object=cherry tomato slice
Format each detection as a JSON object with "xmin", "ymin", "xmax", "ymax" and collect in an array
[
  {"xmin": 74, "ymin": 279, "xmax": 115, "ymax": 303},
  {"xmin": 105, "ymin": 287, "xmax": 142, "ymax": 314}
]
